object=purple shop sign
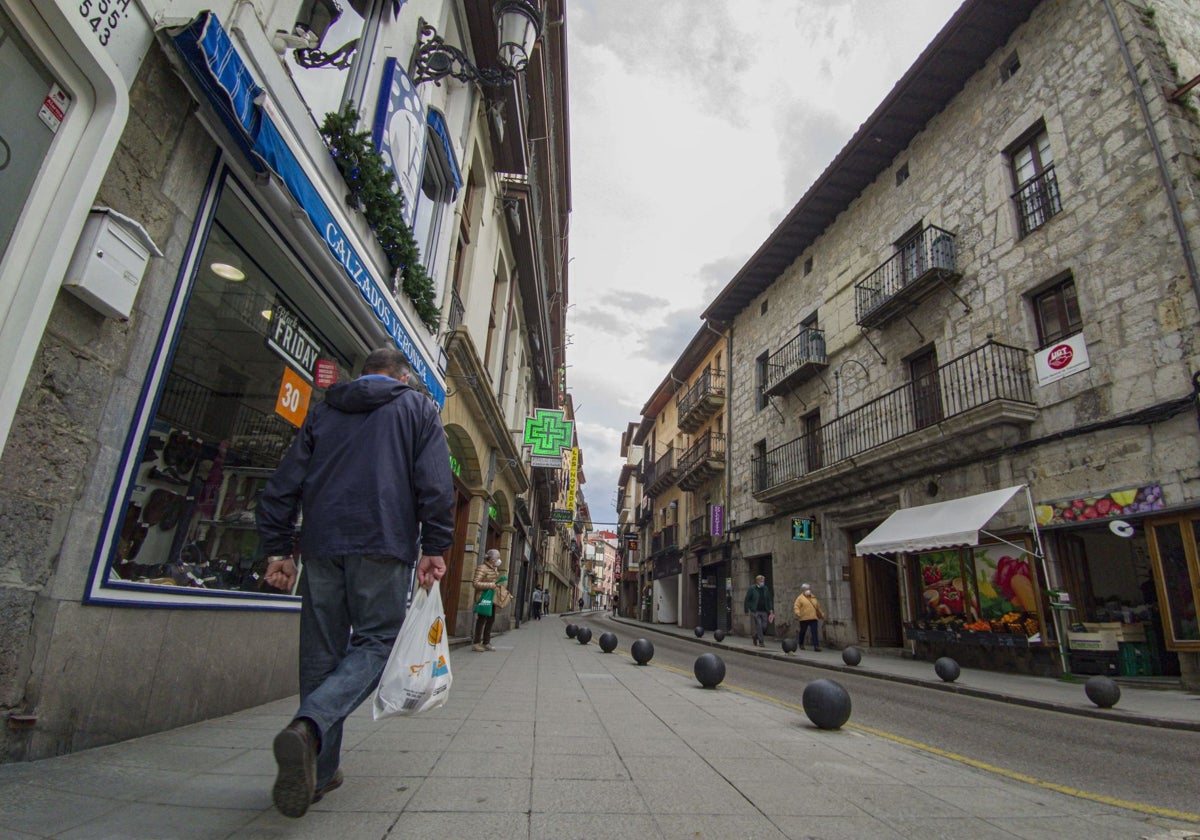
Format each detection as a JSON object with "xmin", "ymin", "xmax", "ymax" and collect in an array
[{"xmin": 711, "ymin": 505, "xmax": 724, "ymax": 537}]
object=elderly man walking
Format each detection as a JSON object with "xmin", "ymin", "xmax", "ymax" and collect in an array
[
  {"xmin": 256, "ymin": 347, "xmax": 454, "ymax": 819},
  {"xmin": 743, "ymin": 574, "xmax": 774, "ymax": 647}
]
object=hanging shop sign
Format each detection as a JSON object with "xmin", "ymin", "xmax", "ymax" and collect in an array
[
  {"xmin": 710, "ymin": 504, "xmax": 724, "ymax": 538},
  {"xmin": 791, "ymin": 517, "xmax": 814, "ymax": 541},
  {"xmin": 266, "ymin": 297, "xmax": 320, "ymax": 382},
  {"xmin": 371, "ymin": 58, "xmax": 426, "ymax": 227},
  {"xmin": 522, "ymin": 408, "xmax": 574, "ymax": 468},
  {"xmin": 566, "ymin": 447, "xmax": 579, "ymax": 511},
  {"xmin": 1033, "ymin": 332, "xmax": 1090, "ymax": 385},
  {"xmin": 550, "ymin": 508, "xmax": 574, "ymax": 523},
  {"xmin": 1034, "ymin": 484, "xmax": 1164, "ymax": 526}
]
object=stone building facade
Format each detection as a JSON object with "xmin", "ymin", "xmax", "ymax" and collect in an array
[
  {"xmin": 1, "ymin": 0, "xmax": 570, "ymax": 760},
  {"xmin": 700, "ymin": 0, "xmax": 1200, "ymax": 685}
]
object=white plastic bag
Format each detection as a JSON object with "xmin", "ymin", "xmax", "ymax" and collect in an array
[{"xmin": 373, "ymin": 581, "xmax": 452, "ymax": 719}]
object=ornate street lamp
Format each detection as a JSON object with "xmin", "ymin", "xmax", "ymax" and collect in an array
[{"xmin": 411, "ymin": 0, "xmax": 543, "ymax": 87}]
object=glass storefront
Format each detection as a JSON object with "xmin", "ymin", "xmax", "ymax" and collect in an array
[{"xmin": 97, "ymin": 175, "xmax": 372, "ymax": 604}]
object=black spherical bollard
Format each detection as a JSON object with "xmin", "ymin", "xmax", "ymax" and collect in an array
[
  {"xmin": 842, "ymin": 646, "xmax": 862, "ymax": 667},
  {"xmin": 781, "ymin": 636, "xmax": 799, "ymax": 654},
  {"xmin": 566, "ymin": 624, "xmax": 578, "ymax": 638},
  {"xmin": 694, "ymin": 625, "xmax": 705, "ymax": 638},
  {"xmin": 802, "ymin": 679, "xmax": 852, "ymax": 730},
  {"xmin": 631, "ymin": 638, "xmax": 654, "ymax": 665},
  {"xmin": 599, "ymin": 632, "xmax": 618, "ymax": 653},
  {"xmin": 694, "ymin": 653, "xmax": 726, "ymax": 688},
  {"xmin": 714, "ymin": 629, "xmax": 726, "ymax": 643},
  {"xmin": 576, "ymin": 626, "xmax": 593, "ymax": 645},
  {"xmin": 1084, "ymin": 675, "xmax": 1121, "ymax": 708},
  {"xmin": 934, "ymin": 657, "xmax": 961, "ymax": 682}
]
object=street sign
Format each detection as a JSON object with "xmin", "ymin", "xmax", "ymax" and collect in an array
[{"xmin": 791, "ymin": 517, "xmax": 814, "ymax": 541}]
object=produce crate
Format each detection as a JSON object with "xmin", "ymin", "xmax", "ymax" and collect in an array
[
  {"xmin": 1118, "ymin": 642, "xmax": 1153, "ymax": 677},
  {"xmin": 1067, "ymin": 629, "xmax": 1119, "ymax": 651},
  {"xmin": 1069, "ymin": 650, "xmax": 1118, "ymax": 676},
  {"xmin": 1084, "ymin": 622, "xmax": 1146, "ymax": 643}
]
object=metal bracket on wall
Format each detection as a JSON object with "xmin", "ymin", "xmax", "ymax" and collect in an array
[{"xmin": 858, "ymin": 328, "xmax": 887, "ymax": 365}]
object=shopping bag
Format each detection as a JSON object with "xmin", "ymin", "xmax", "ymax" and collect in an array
[{"xmin": 373, "ymin": 581, "xmax": 452, "ymax": 719}]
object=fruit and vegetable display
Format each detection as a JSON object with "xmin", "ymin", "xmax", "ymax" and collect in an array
[
  {"xmin": 909, "ymin": 546, "xmax": 1043, "ymax": 641},
  {"xmin": 918, "ymin": 550, "xmax": 966, "ymax": 617},
  {"xmin": 1034, "ymin": 485, "xmax": 1163, "ymax": 526},
  {"xmin": 974, "ymin": 546, "xmax": 1040, "ymax": 620}
]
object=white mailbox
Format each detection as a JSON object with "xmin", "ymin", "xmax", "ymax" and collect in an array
[{"xmin": 62, "ymin": 208, "xmax": 162, "ymax": 320}]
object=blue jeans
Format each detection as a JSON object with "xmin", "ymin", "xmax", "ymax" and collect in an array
[
  {"xmin": 296, "ymin": 554, "xmax": 412, "ymax": 787},
  {"xmin": 750, "ymin": 611, "xmax": 769, "ymax": 644},
  {"xmin": 798, "ymin": 619, "xmax": 820, "ymax": 649}
]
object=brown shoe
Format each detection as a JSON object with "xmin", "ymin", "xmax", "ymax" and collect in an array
[
  {"xmin": 312, "ymin": 768, "xmax": 344, "ymax": 803},
  {"xmin": 272, "ymin": 719, "xmax": 317, "ymax": 818}
]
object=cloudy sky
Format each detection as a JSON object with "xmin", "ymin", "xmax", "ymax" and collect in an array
[{"xmin": 564, "ymin": 1, "xmax": 963, "ymax": 529}]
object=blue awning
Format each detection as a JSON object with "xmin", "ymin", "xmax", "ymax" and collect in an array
[
  {"xmin": 167, "ymin": 13, "xmax": 445, "ymax": 406},
  {"xmin": 427, "ymin": 109, "xmax": 463, "ymax": 192}
]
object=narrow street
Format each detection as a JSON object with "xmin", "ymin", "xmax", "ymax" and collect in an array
[{"xmin": 590, "ymin": 614, "xmax": 1200, "ymax": 820}]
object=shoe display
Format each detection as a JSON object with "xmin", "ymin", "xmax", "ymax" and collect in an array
[
  {"xmin": 471, "ymin": 643, "xmax": 486, "ymax": 651},
  {"xmin": 272, "ymin": 719, "xmax": 317, "ymax": 818},
  {"xmin": 312, "ymin": 768, "xmax": 344, "ymax": 803}
]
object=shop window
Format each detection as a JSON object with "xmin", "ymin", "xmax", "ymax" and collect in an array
[
  {"xmin": 92, "ymin": 177, "xmax": 369, "ymax": 606},
  {"xmin": 755, "ymin": 351, "xmax": 769, "ymax": 411},
  {"xmin": 1009, "ymin": 123, "xmax": 1061, "ymax": 237},
  {"xmin": 1031, "ymin": 275, "xmax": 1082, "ymax": 348},
  {"xmin": 1147, "ymin": 518, "xmax": 1200, "ymax": 647}
]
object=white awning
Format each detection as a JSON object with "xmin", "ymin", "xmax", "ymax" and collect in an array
[{"xmin": 854, "ymin": 486, "xmax": 1026, "ymax": 555}]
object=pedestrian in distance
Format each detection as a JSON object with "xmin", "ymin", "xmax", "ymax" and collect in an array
[
  {"xmin": 472, "ymin": 549, "xmax": 504, "ymax": 651},
  {"xmin": 531, "ymin": 585, "xmax": 543, "ymax": 620},
  {"xmin": 744, "ymin": 574, "xmax": 774, "ymax": 647},
  {"xmin": 578, "ymin": 596, "xmax": 585, "ymax": 611},
  {"xmin": 793, "ymin": 583, "xmax": 826, "ymax": 651},
  {"xmin": 256, "ymin": 347, "xmax": 454, "ymax": 819}
]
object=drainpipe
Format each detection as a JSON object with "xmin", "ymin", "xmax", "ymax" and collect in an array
[{"xmin": 1101, "ymin": 0, "xmax": 1200, "ymax": 310}]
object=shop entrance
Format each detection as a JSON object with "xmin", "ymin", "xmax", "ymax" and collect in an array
[
  {"xmin": 1056, "ymin": 522, "xmax": 1180, "ymax": 677},
  {"xmin": 849, "ymin": 551, "xmax": 903, "ymax": 647},
  {"xmin": 699, "ymin": 561, "xmax": 729, "ymax": 632}
]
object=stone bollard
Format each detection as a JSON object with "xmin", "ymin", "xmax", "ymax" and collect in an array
[
  {"xmin": 598, "ymin": 632, "xmax": 618, "ymax": 653},
  {"xmin": 566, "ymin": 624, "xmax": 578, "ymax": 638},
  {"xmin": 576, "ymin": 626, "xmax": 592, "ymax": 645},
  {"xmin": 694, "ymin": 653, "xmax": 726, "ymax": 689},
  {"xmin": 934, "ymin": 657, "xmax": 961, "ymax": 682},
  {"xmin": 842, "ymin": 646, "xmax": 862, "ymax": 666},
  {"xmin": 781, "ymin": 637, "xmax": 798, "ymax": 654},
  {"xmin": 631, "ymin": 638, "xmax": 654, "ymax": 665},
  {"xmin": 1084, "ymin": 675, "xmax": 1121, "ymax": 708},
  {"xmin": 714, "ymin": 629, "xmax": 726, "ymax": 643},
  {"xmin": 694, "ymin": 625, "xmax": 705, "ymax": 638},
  {"xmin": 802, "ymin": 679, "xmax": 852, "ymax": 729}
]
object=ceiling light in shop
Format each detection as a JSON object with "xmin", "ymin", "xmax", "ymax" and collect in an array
[
  {"xmin": 261, "ymin": 309, "xmax": 273, "ymax": 321},
  {"xmin": 210, "ymin": 260, "xmax": 245, "ymax": 282}
]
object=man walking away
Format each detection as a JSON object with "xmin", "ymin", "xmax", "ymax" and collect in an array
[
  {"xmin": 793, "ymin": 583, "xmax": 826, "ymax": 651},
  {"xmin": 531, "ymin": 585, "xmax": 543, "ymax": 620},
  {"xmin": 256, "ymin": 348, "xmax": 454, "ymax": 819},
  {"xmin": 743, "ymin": 574, "xmax": 774, "ymax": 647}
]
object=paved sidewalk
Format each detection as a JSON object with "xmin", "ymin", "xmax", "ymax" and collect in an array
[
  {"xmin": 0, "ymin": 613, "xmax": 1196, "ymax": 839},
  {"xmin": 609, "ymin": 614, "xmax": 1200, "ymax": 732}
]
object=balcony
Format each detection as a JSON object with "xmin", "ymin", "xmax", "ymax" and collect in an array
[
  {"xmin": 763, "ymin": 328, "xmax": 827, "ymax": 396},
  {"xmin": 1013, "ymin": 165, "xmax": 1062, "ymax": 238},
  {"xmin": 650, "ymin": 524, "xmax": 679, "ymax": 558},
  {"xmin": 677, "ymin": 370, "xmax": 726, "ymax": 434},
  {"xmin": 688, "ymin": 513, "xmax": 712, "ymax": 550},
  {"xmin": 677, "ymin": 431, "xmax": 726, "ymax": 492},
  {"xmin": 642, "ymin": 447, "xmax": 678, "ymax": 496},
  {"xmin": 855, "ymin": 225, "xmax": 959, "ymax": 328},
  {"xmin": 445, "ymin": 288, "xmax": 465, "ymax": 344},
  {"xmin": 751, "ymin": 340, "xmax": 1037, "ymax": 505}
]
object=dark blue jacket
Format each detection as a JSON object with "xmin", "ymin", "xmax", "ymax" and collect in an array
[{"xmin": 256, "ymin": 375, "xmax": 455, "ymax": 561}]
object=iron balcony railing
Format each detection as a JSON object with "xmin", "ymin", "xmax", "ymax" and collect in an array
[
  {"xmin": 651, "ymin": 524, "xmax": 679, "ymax": 557},
  {"xmin": 447, "ymin": 288, "xmax": 465, "ymax": 335},
  {"xmin": 1012, "ymin": 165, "xmax": 1062, "ymax": 238},
  {"xmin": 677, "ymin": 369, "xmax": 726, "ymax": 432},
  {"xmin": 678, "ymin": 431, "xmax": 726, "ymax": 491},
  {"xmin": 752, "ymin": 340, "xmax": 1033, "ymax": 492},
  {"xmin": 688, "ymin": 513, "xmax": 712, "ymax": 547},
  {"xmin": 764, "ymin": 328, "xmax": 827, "ymax": 395},
  {"xmin": 642, "ymin": 447, "xmax": 678, "ymax": 494},
  {"xmin": 854, "ymin": 225, "xmax": 958, "ymax": 327}
]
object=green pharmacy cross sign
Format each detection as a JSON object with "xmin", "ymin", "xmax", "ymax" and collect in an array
[{"xmin": 523, "ymin": 408, "xmax": 574, "ymax": 468}]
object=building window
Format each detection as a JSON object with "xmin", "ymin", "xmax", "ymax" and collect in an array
[
  {"xmin": 1009, "ymin": 125, "xmax": 1061, "ymax": 237},
  {"xmin": 895, "ymin": 163, "xmax": 909, "ymax": 186},
  {"xmin": 908, "ymin": 346, "xmax": 942, "ymax": 430},
  {"xmin": 755, "ymin": 351, "xmax": 769, "ymax": 411},
  {"xmin": 1031, "ymin": 275, "xmax": 1082, "ymax": 348},
  {"xmin": 412, "ymin": 110, "xmax": 461, "ymax": 296},
  {"xmin": 803, "ymin": 409, "xmax": 822, "ymax": 472},
  {"xmin": 1000, "ymin": 51, "xmax": 1021, "ymax": 82}
]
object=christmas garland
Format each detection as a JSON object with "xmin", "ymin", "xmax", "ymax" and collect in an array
[{"xmin": 319, "ymin": 106, "xmax": 439, "ymax": 331}]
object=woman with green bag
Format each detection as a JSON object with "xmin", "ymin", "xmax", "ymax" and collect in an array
[{"xmin": 471, "ymin": 550, "xmax": 504, "ymax": 651}]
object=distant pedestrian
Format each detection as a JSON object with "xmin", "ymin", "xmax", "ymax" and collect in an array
[
  {"xmin": 612, "ymin": 593, "xmax": 619, "ymax": 615},
  {"xmin": 793, "ymin": 583, "xmax": 825, "ymax": 651},
  {"xmin": 472, "ymin": 550, "xmax": 504, "ymax": 651},
  {"xmin": 256, "ymin": 347, "xmax": 454, "ymax": 819},
  {"xmin": 578, "ymin": 596, "xmax": 585, "ymax": 611},
  {"xmin": 531, "ymin": 586, "xmax": 544, "ymax": 620},
  {"xmin": 743, "ymin": 575, "xmax": 774, "ymax": 647}
]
